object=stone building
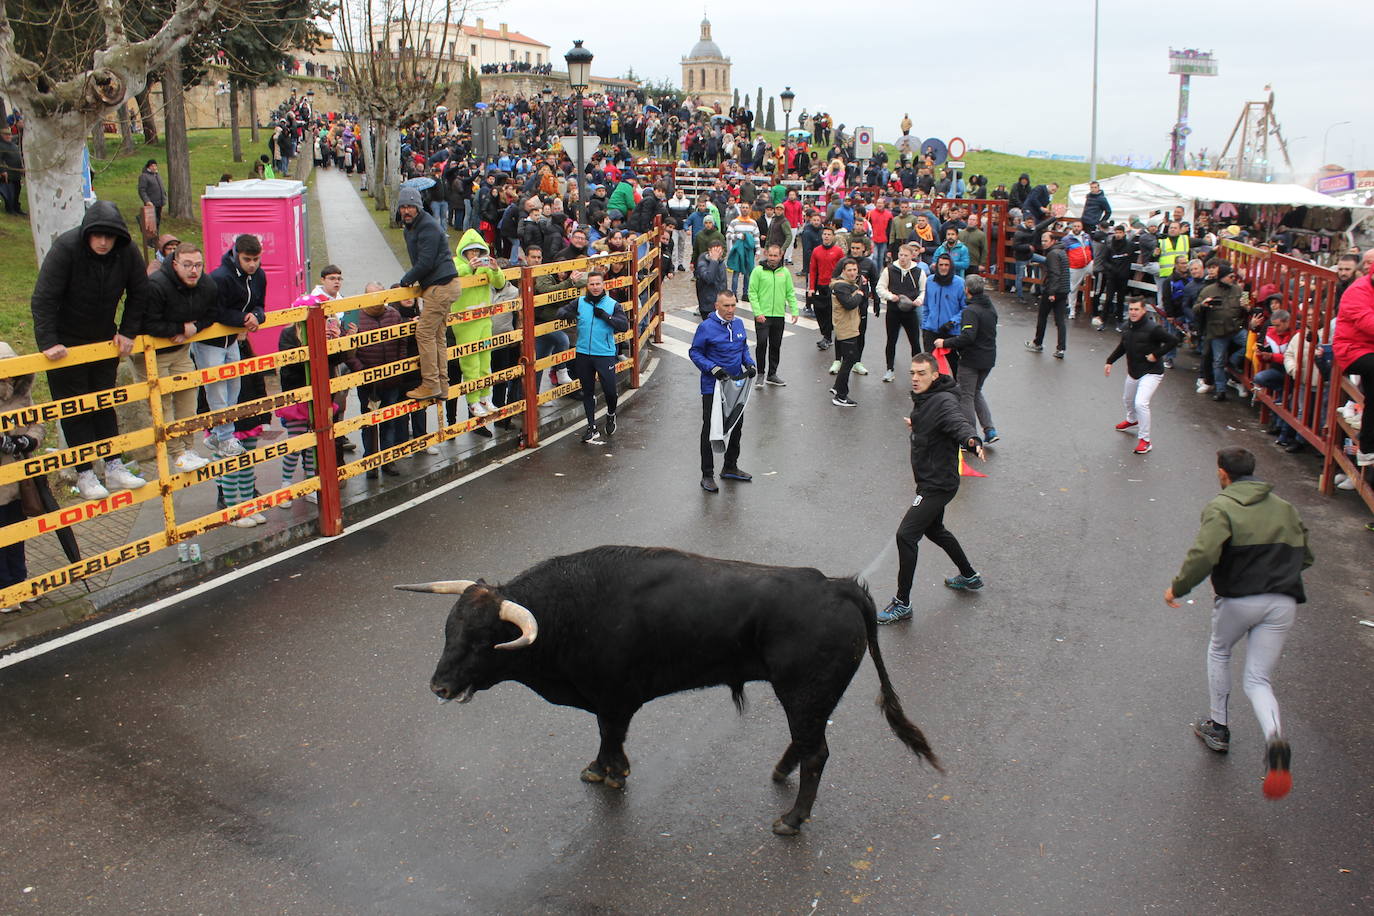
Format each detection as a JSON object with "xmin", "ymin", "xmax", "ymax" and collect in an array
[{"xmin": 681, "ymin": 18, "xmax": 731, "ymax": 109}]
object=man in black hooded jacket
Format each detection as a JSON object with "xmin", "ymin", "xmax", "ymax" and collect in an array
[
  {"xmin": 30, "ymin": 201, "xmax": 150, "ymax": 499},
  {"xmin": 878, "ymin": 353, "xmax": 986, "ymax": 624},
  {"xmin": 1026, "ymin": 232, "xmax": 1071, "ymax": 358}
]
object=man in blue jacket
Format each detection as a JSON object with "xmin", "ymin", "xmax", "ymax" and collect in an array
[
  {"xmin": 689, "ymin": 290, "xmax": 756, "ymax": 492},
  {"xmin": 556, "ymin": 269, "xmax": 628, "ymax": 445},
  {"xmin": 920, "ymin": 254, "xmax": 967, "ymax": 375}
]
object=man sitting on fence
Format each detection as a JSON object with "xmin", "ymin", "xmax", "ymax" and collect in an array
[{"xmin": 30, "ymin": 201, "xmax": 150, "ymax": 501}]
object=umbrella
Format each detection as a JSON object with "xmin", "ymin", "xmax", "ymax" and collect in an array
[
  {"xmin": 436, "ymin": 105, "xmax": 448, "ymax": 112},
  {"xmin": 28, "ymin": 476, "xmax": 86, "ymax": 586},
  {"xmin": 401, "ymin": 176, "xmax": 436, "ymax": 190},
  {"xmin": 474, "ymin": 102, "xmax": 488, "ymax": 109},
  {"xmin": 711, "ymin": 114, "xmax": 731, "ymax": 123},
  {"xmin": 643, "ymin": 103, "xmax": 661, "ymax": 113},
  {"xmin": 787, "ymin": 129, "xmax": 810, "ymax": 138},
  {"xmin": 696, "ymin": 106, "xmax": 715, "ymax": 115}
]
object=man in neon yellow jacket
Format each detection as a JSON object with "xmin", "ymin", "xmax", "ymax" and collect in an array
[{"xmin": 452, "ymin": 229, "xmax": 507, "ymax": 416}]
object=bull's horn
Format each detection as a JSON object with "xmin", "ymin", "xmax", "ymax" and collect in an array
[
  {"xmin": 394, "ymin": 579, "xmax": 478, "ymax": 595},
  {"xmin": 494, "ymin": 600, "xmax": 538, "ymax": 650}
]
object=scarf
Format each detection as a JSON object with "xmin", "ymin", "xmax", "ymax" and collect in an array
[{"xmin": 915, "ymin": 223, "xmax": 935, "ymax": 243}]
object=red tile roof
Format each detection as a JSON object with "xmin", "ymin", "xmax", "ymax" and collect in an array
[{"xmin": 458, "ymin": 24, "xmax": 548, "ymax": 47}]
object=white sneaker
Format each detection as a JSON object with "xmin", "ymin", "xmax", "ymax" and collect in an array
[
  {"xmin": 104, "ymin": 462, "xmax": 147, "ymax": 491},
  {"xmin": 173, "ymin": 452, "xmax": 211, "ymax": 472},
  {"xmin": 1334, "ymin": 473, "xmax": 1356, "ymax": 490},
  {"xmin": 1196, "ymin": 381, "xmax": 1214, "ymax": 393},
  {"xmin": 278, "ymin": 498, "xmax": 294, "ymax": 509},
  {"xmin": 305, "ymin": 492, "xmax": 319, "ymax": 504},
  {"xmin": 829, "ymin": 360, "xmax": 840, "ymax": 375},
  {"xmin": 468, "ymin": 401, "xmax": 489, "ymax": 417},
  {"xmin": 853, "ymin": 363, "xmax": 868, "ymax": 376},
  {"xmin": 883, "ymin": 369, "xmax": 895, "ymax": 382},
  {"xmin": 250, "ymin": 513, "xmax": 268, "ymax": 525},
  {"xmin": 229, "ymin": 516, "xmax": 258, "ymax": 528},
  {"xmin": 424, "ymin": 445, "xmax": 440, "ymax": 455},
  {"xmin": 214, "ymin": 436, "xmax": 246, "ymax": 457},
  {"xmin": 555, "ymin": 368, "xmax": 573, "ymax": 386},
  {"xmin": 1358, "ymin": 452, "xmax": 1374, "ymax": 467},
  {"xmin": 76, "ymin": 470, "xmax": 110, "ymax": 501},
  {"xmin": 479, "ymin": 397, "xmax": 496, "ymax": 412}
]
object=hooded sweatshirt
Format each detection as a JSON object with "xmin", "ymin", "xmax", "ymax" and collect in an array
[
  {"xmin": 142, "ymin": 253, "xmax": 221, "ymax": 339},
  {"xmin": 452, "ymin": 229, "xmax": 506, "ymax": 311},
  {"xmin": 31, "ymin": 201, "xmax": 149, "ymax": 349},
  {"xmin": 909, "ymin": 373, "xmax": 979, "ymax": 494},
  {"xmin": 1170, "ymin": 478, "xmax": 1312, "ymax": 603},
  {"xmin": 747, "ymin": 261, "xmax": 798, "ymax": 319},
  {"xmin": 921, "ymin": 265, "xmax": 966, "ymax": 334},
  {"xmin": 944, "ymin": 290, "xmax": 998, "ymax": 370},
  {"xmin": 207, "ymin": 243, "xmax": 268, "ymax": 347}
]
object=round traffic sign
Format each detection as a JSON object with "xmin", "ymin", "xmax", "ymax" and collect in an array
[
  {"xmin": 947, "ymin": 136, "xmax": 966, "ymax": 159},
  {"xmin": 857, "ymin": 129, "xmax": 872, "ymax": 145}
]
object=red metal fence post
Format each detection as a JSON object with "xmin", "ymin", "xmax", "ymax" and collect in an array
[
  {"xmin": 304, "ymin": 299, "xmax": 344, "ymax": 536},
  {"xmin": 519, "ymin": 266, "xmax": 541, "ymax": 448}
]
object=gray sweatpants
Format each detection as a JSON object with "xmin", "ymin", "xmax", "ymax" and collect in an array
[{"xmin": 1208, "ymin": 593, "xmax": 1296, "ymax": 739}]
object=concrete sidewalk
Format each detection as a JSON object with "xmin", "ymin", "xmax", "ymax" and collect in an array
[{"xmin": 1, "ymin": 172, "xmax": 601, "ymax": 648}]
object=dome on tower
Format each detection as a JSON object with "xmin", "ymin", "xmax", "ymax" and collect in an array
[{"xmin": 688, "ymin": 17, "xmax": 723, "ymax": 59}]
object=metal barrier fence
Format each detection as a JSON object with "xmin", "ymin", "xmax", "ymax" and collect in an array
[
  {"xmin": 1220, "ymin": 239, "xmax": 1370, "ymax": 511},
  {"xmin": 0, "ymin": 230, "xmax": 665, "ymax": 608}
]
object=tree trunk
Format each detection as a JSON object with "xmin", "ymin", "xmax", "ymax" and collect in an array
[
  {"xmin": 136, "ymin": 88, "xmax": 158, "ymax": 144},
  {"xmin": 229, "ymin": 84, "xmax": 242, "ymax": 163},
  {"xmin": 25, "ymin": 109, "xmax": 100, "ymax": 264},
  {"xmin": 118, "ymin": 104, "xmax": 137, "ymax": 155},
  {"xmin": 248, "ymin": 88, "xmax": 260, "ymax": 143},
  {"xmin": 162, "ymin": 64, "xmax": 193, "ymax": 220},
  {"xmin": 90, "ymin": 120, "xmax": 107, "ymax": 160},
  {"xmin": 378, "ymin": 123, "xmax": 401, "ymax": 220}
]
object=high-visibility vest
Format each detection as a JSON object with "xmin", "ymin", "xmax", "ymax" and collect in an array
[{"xmin": 1159, "ymin": 236, "xmax": 1190, "ymax": 277}]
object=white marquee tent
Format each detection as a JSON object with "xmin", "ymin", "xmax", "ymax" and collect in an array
[{"xmin": 1066, "ymin": 172, "xmax": 1372, "ymax": 226}]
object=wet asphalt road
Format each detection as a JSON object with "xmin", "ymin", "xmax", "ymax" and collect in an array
[{"xmin": 3, "ymin": 293, "xmax": 1373, "ymax": 915}]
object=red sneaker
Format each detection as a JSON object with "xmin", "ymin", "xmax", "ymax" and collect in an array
[
  {"xmin": 1115, "ymin": 420, "xmax": 1139, "ymax": 432},
  {"xmin": 1133, "ymin": 438, "xmax": 1152, "ymax": 455}
]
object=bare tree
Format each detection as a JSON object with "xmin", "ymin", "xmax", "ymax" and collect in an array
[
  {"xmin": 333, "ymin": 0, "xmax": 492, "ymax": 215},
  {"xmin": 0, "ymin": 0, "xmax": 223, "ymax": 262}
]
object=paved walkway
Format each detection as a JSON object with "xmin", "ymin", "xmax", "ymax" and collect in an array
[{"xmin": 312, "ymin": 168, "xmax": 405, "ymax": 290}]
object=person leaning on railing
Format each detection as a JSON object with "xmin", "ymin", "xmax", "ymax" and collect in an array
[
  {"xmin": 30, "ymin": 200, "xmax": 149, "ymax": 501},
  {"xmin": 1333, "ymin": 252, "xmax": 1374, "ymax": 469},
  {"xmin": 135, "ymin": 242, "xmax": 219, "ymax": 473},
  {"xmin": 0, "ymin": 341, "xmax": 43, "ymax": 613}
]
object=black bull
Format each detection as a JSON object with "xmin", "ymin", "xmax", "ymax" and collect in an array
[{"xmin": 398, "ymin": 545, "xmax": 941, "ymax": 835}]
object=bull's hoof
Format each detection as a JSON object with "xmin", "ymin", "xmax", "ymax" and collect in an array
[
  {"xmin": 580, "ymin": 763, "xmax": 606, "ymax": 783},
  {"xmin": 604, "ymin": 773, "xmax": 626, "ymax": 790},
  {"xmin": 771, "ymin": 768, "xmax": 790, "ymax": 784},
  {"xmin": 772, "ymin": 818, "xmax": 802, "ymax": 836}
]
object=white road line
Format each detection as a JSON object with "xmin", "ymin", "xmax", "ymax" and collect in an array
[
  {"xmin": 650, "ymin": 336, "xmax": 692, "ymax": 361},
  {"xmin": 0, "ymin": 359, "xmax": 662, "ymax": 671}
]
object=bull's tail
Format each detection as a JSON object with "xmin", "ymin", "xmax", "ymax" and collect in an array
[{"xmin": 843, "ymin": 578, "xmax": 943, "ymax": 774}]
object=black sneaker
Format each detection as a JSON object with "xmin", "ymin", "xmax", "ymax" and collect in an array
[
  {"xmin": 816, "ymin": 338, "xmax": 832, "ymax": 351},
  {"xmin": 472, "ymin": 425, "xmax": 493, "ymax": 439},
  {"xmin": 700, "ymin": 475, "xmax": 719, "ymax": 493},
  {"xmin": 944, "ymin": 573, "xmax": 984, "ymax": 590},
  {"xmin": 1193, "ymin": 719, "xmax": 1230, "ymax": 753},
  {"xmin": 720, "ymin": 467, "xmax": 752, "ymax": 481},
  {"xmin": 1263, "ymin": 739, "xmax": 1292, "ymax": 799},
  {"xmin": 832, "ymin": 395, "xmax": 858, "ymax": 407},
  {"xmin": 1053, "ymin": 350, "xmax": 1065, "ymax": 359},
  {"xmin": 765, "ymin": 375, "xmax": 786, "ymax": 387},
  {"xmin": 581, "ymin": 426, "xmax": 604, "ymax": 445},
  {"xmin": 603, "ymin": 413, "xmax": 617, "ymax": 437},
  {"xmin": 1024, "ymin": 341, "xmax": 1043, "ymax": 353}
]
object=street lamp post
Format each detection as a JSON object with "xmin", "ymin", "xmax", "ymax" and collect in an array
[
  {"xmin": 1322, "ymin": 120, "xmax": 1352, "ymax": 166},
  {"xmin": 1089, "ymin": 0, "xmax": 1099, "ymax": 180},
  {"xmin": 779, "ymin": 86, "xmax": 794, "ymax": 175},
  {"xmin": 564, "ymin": 40, "xmax": 594, "ymax": 226},
  {"xmin": 541, "ymin": 86, "xmax": 553, "ymax": 139}
]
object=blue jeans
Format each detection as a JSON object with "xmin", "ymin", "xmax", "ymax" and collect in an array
[
  {"xmin": 1203, "ymin": 337, "xmax": 1230, "ymax": 388},
  {"xmin": 362, "ymin": 384, "xmax": 405, "ymax": 458},
  {"xmin": 874, "ymin": 242, "xmax": 888, "ymax": 267},
  {"xmin": 191, "ymin": 340, "xmax": 241, "ymax": 443},
  {"xmin": 1252, "ymin": 367, "xmax": 1294, "ymax": 439},
  {"xmin": 730, "ymin": 269, "xmax": 751, "ymax": 299},
  {"xmin": 429, "ymin": 200, "xmax": 449, "ymax": 226},
  {"xmin": 1013, "ymin": 254, "xmax": 1046, "ymax": 298},
  {"xmin": 535, "ymin": 329, "xmax": 570, "ymax": 389}
]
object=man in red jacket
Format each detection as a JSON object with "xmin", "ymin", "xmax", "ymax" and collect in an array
[
  {"xmin": 808, "ymin": 225, "xmax": 844, "ymax": 351},
  {"xmin": 1333, "ymin": 250, "xmax": 1374, "ymax": 467},
  {"xmin": 868, "ymin": 197, "xmax": 895, "ymax": 267}
]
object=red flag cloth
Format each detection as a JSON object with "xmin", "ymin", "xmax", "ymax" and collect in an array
[
  {"xmin": 959, "ymin": 450, "xmax": 988, "ymax": 478},
  {"xmin": 933, "ymin": 346, "xmax": 953, "ymax": 376}
]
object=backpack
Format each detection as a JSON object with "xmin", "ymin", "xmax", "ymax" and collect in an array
[{"xmin": 1063, "ymin": 234, "xmax": 1093, "ymax": 270}]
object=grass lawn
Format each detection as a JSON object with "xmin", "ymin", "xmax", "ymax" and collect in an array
[{"xmin": 0, "ymin": 127, "xmax": 264, "ymax": 358}]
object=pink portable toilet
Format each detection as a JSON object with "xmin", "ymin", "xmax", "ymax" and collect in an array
[{"xmin": 201, "ymin": 179, "xmax": 310, "ymax": 354}]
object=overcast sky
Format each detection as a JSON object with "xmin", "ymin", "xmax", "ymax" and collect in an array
[{"xmin": 483, "ymin": 0, "xmax": 1372, "ymax": 174}]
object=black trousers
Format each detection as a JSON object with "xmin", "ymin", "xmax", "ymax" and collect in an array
[
  {"xmin": 700, "ymin": 391, "xmax": 742, "ymax": 475},
  {"xmin": 491, "ymin": 343, "xmax": 520, "ymax": 408},
  {"xmin": 575, "ymin": 353, "xmax": 617, "ymax": 428},
  {"xmin": 813, "ymin": 285, "xmax": 832, "ymax": 342},
  {"xmin": 895, "ymin": 488, "xmax": 975, "ymax": 604},
  {"xmin": 46, "ymin": 355, "xmax": 122, "ymax": 472},
  {"xmin": 833, "ymin": 338, "xmax": 860, "ymax": 398},
  {"xmin": 1347, "ymin": 352, "xmax": 1374, "ymax": 455},
  {"xmin": 0, "ymin": 499, "xmax": 26, "ymax": 587},
  {"xmin": 1034, "ymin": 293, "xmax": 1067, "ymax": 352},
  {"xmin": 885, "ymin": 307, "xmax": 920, "ymax": 370},
  {"xmin": 922, "ymin": 328, "xmax": 959, "ymax": 377},
  {"xmin": 1098, "ymin": 273, "xmax": 1128, "ymax": 322},
  {"xmin": 754, "ymin": 316, "xmax": 785, "ymax": 377}
]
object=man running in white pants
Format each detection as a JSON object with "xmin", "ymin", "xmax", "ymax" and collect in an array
[
  {"xmin": 1103, "ymin": 296, "xmax": 1177, "ymax": 456},
  {"xmin": 1164, "ymin": 446, "xmax": 1312, "ymax": 800}
]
